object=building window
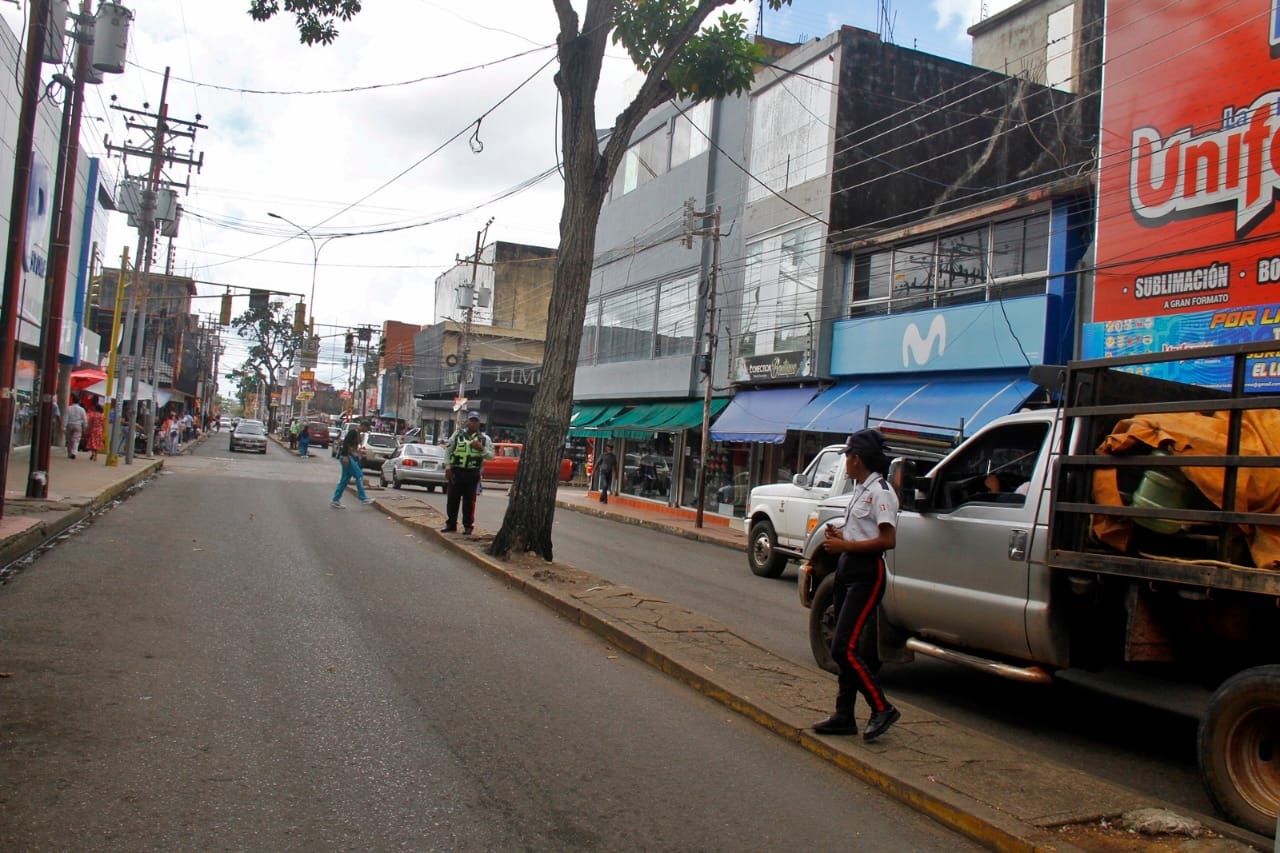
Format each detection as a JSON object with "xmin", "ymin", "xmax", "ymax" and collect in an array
[
  {"xmin": 849, "ymin": 212, "xmax": 1050, "ymax": 315},
  {"xmin": 598, "ymin": 285, "xmax": 657, "ymax": 363},
  {"xmin": 580, "ymin": 298, "xmax": 600, "ymax": 364},
  {"xmin": 612, "ymin": 128, "xmax": 670, "ymax": 198},
  {"xmin": 656, "ymin": 274, "xmax": 698, "ymax": 357},
  {"xmin": 670, "ymin": 102, "xmax": 712, "ymax": 169},
  {"xmin": 739, "ymin": 224, "xmax": 823, "ymax": 359}
]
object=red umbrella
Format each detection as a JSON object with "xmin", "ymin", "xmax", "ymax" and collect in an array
[{"xmin": 69, "ymin": 367, "xmax": 108, "ymax": 393}]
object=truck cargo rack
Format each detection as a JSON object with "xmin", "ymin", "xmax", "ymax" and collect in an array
[{"xmin": 1046, "ymin": 340, "xmax": 1280, "ymax": 593}]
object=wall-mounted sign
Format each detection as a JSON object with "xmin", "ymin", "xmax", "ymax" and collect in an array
[{"xmin": 831, "ymin": 296, "xmax": 1047, "ymax": 375}]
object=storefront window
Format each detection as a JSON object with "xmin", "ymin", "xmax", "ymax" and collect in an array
[{"xmin": 621, "ymin": 436, "xmax": 675, "ymax": 500}]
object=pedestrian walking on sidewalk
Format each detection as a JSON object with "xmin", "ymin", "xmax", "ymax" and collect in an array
[
  {"xmin": 84, "ymin": 397, "xmax": 105, "ymax": 461},
  {"xmin": 63, "ymin": 395, "xmax": 87, "ymax": 459},
  {"xmin": 597, "ymin": 443, "xmax": 617, "ymax": 503},
  {"xmin": 298, "ymin": 422, "xmax": 311, "ymax": 458},
  {"xmin": 166, "ymin": 414, "xmax": 180, "ymax": 455},
  {"xmin": 331, "ymin": 423, "xmax": 372, "ymax": 508},
  {"xmin": 442, "ymin": 411, "xmax": 494, "ymax": 534},
  {"xmin": 813, "ymin": 429, "xmax": 901, "ymax": 742}
]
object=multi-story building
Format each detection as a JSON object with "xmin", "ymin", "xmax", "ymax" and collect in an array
[
  {"xmin": 415, "ymin": 241, "xmax": 556, "ymax": 440},
  {"xmin": 576, "ymin": 11, "xmax": 1101, "ymax": 519}
]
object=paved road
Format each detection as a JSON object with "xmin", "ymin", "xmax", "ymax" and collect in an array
[
  {"xmin": 0, "ymin": 439, "xmax": 975, "ymax": 851},
  {"xmin": 394, "ymin": 473, "xmax": 1211, "ymax": 819}
]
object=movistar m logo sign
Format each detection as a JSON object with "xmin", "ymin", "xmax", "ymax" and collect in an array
[{"xmin": 902, "ymin": 315, "xmax": 946, "ymax": 367}]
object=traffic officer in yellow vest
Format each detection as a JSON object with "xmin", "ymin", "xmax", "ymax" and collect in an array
[{"xmin": 443, "ymin": 411, "xmax": 495, "ymax": 535}]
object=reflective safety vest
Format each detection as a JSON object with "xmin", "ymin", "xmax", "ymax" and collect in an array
[{"xmin": 448, "ymin": 431, "xmax": 488, "ymax": 469}]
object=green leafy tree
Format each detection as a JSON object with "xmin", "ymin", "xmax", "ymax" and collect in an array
[
  {"xmin": 248, "ymin": 0, "xmax": 794, "ymax": 559},
  {"xmin": 227, "ymin": 301, "xmax": 303, "ymax": 428}
]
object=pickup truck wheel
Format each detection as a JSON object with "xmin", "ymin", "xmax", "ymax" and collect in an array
[
  {"xmin": 809, "ymin": 574, "xmax": 883, "ymax": 677},
  {"xmin": 1199, "ymin": 665, "xmax": 1280, "ymax": 836},
  {"xmin": 747, "ymin": 520, "xmax": 788, "ymax": 578}
]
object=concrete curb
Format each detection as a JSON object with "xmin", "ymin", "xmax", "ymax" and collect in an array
[
  {"xmin": 0, "ymin": 457, "xmax": 164, "ymax": 570},
  {"xmin": 372, "ymin": 496, "xmax": 1196, "ymax": 851},
  {"xmin": 554, "ymin": 498, "xmax": 742, "ymax": 551}
]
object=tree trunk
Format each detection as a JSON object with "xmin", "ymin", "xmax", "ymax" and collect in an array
[
  {"xmin": 489, "ymin": 152, "xmax": 604, "ymax": 561},
  {"xmin": 489, "ymin": 17, "xmax": 614, "ymax": 561}
]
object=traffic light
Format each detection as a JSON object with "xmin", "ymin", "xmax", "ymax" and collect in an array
[
  {"xmin": 219, "ymin": 291, "xmax": 232, "ymax": 325},
  {"xmin": 87, "ymin": 276, "xmax": 101, "ymax": 307},
  {"xmin": 377, "ymin": 337, "xmax": 386, "ymax": 358},
  {"xmin": 293, "ymin": 302, "xmax": 306, "ymax": 334},
  {"xmin": 344, "ymin": 332, "xmax": 354, "ymax": 353}
]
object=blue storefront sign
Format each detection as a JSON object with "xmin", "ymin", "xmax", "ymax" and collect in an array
[{"xmin": 830, "ymin": 295, "xmax": 1049, "ymax": 375}]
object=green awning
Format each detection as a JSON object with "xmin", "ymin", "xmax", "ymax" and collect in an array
[
  {"xmin": 567, "ymin": 404, "xmax": 624, "ymax": 437},
  {"xmin": 592, "ymin": 398, "xmax": 729, "ymax": 439}
]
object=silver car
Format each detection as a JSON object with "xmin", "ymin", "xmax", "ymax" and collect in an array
[
  {"xmin": 380, "ymin": 442, "xmax": 448, "ymax": 490},
  {"xmin": 356, "ymin": 431, "xmax": 399, "ymax": 470},
  {"xmin": 228, "ymin": 420, "xmax": 267, "ymax": 454}
]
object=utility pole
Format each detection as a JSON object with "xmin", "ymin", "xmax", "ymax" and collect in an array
[
  {"xmin": 456, "ymin": 218, "xmax": 493, "ymax": 430},
  {"xmin": 0, "ymin": 0, "xmax": 51, "ymax": 518},
  {"xmin": 103, "ymin": 65, "xmax": 205, "ymax": 463},
  {"xmin": 689, "ymin": 205, "xmax": 722, "ymax": 529}
]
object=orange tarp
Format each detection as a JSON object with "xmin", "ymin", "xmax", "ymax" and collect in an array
[{"xmin": 1091, "ymin": 410, "xmax": 1280, "ymax": 569}]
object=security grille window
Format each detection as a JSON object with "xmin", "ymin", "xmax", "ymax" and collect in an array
[
  {"xmin": 849, "ymin": 212, "xmax": 1050, "ymax": 316},
  {"xmin": 655, "ymin": 274, "xmax": 698, "ymax": 357},
  {"xmin": 739, "ymin": 224, "xmax": 823, "ymax": 358},
  {"xmin": 597, "ymin": 285, "xmax": 657, "ymax": 363}
]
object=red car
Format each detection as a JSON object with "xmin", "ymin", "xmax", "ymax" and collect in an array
[
  {"xmin": 305, "ymin": 421, "xmax": 331, "ymax": 449},
  {"xmin": 484, "ymin": 442, "xmax": 573, "ymax": 482}
]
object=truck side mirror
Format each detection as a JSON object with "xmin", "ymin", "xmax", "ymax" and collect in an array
[
  {"xmin": 792, "ymin": 472, "xmax": 808, "ymax": 487},
  {"xmin": 889, "ymin": 458, "xmax": 915, "ymax": 509}
]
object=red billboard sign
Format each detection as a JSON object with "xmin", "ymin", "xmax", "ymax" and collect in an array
[{"xmin": 1094, "ymin": 1, "xmax": 1280, "ymax": 323}]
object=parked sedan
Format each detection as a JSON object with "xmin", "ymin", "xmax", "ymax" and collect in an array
[
  {"xmin": 356, "ymin": 431, "xmax": 398, "ymax": 470},
  {"xmin": 380, "ymin": 443, "xmax": 448, "ymax": 490},
  {"xmin": 228, "ymin": 420, "xmax": 267, "ymax": 454}
]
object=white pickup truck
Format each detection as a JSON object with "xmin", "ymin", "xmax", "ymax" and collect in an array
[
  {"xmin": 745, "ymin": 439, "xmax": 947, "ymax": 577},
  {"xmin": 795, "ymin": 343, "xmax": 1280, "ymax": 837},
  {"xmin": 744, "ymin": 444, "xmax": 851, "ymax": 577}
]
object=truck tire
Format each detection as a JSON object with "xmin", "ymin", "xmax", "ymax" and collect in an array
[
  {"xmin": 1198, "ymin": 665, "xmax": 1280, "ymax": 836},
  {"xmin": 747, "ymin": 520, "xmax": 788, "ymax": 578},
  {"xmin": 808, "ymin": 573, "xmax": 881, "ymax": 677}
]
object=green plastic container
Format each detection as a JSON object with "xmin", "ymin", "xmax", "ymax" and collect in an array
[{"xmin": 1131, "ymin": 465, "xmax": 1193, "ymax": 534}]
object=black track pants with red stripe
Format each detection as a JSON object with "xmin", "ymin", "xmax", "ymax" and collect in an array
[{"xmin": 830, "ymin": 552, "xmax": 890, "ymax": 716}]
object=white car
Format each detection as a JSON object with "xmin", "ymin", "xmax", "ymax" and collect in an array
[
  {"xmin": 228, "ymin": 420, "xmax": 267, "ymax": 453},
  {"xmin": 380, "ymin": 443, "xmax": 448, "ymax": 490}
]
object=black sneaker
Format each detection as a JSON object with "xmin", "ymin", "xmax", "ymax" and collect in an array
[
  {"xmin": 463, "ymin": 527, "xmax": 473, "ymax": 535},
  {"xmin": 441, "ymin": 524, "xmax": 457, "ymax": 533}
]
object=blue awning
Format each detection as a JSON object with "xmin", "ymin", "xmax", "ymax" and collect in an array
[
  {"xmin": 711, "ymin": 386, "xmax": 820, "ymax": 443},
  {"xmin": 788, "ymin": 371, "xmax": 1038, "ymax": 438}
]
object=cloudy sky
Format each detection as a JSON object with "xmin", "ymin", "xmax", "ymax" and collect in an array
[{"xmin": 1, "ymin": 0, "xmax": 1016, "ymax": 391}]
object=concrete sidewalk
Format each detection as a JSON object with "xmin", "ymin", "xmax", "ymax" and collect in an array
[{"xmin": 0, "ymin": 431, "xmax": 213, "ymax": 571}]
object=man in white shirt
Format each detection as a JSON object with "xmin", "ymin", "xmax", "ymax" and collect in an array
[{"xmin": 63, "ymin": 395, "xmax": 87, "ymax": 459}]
